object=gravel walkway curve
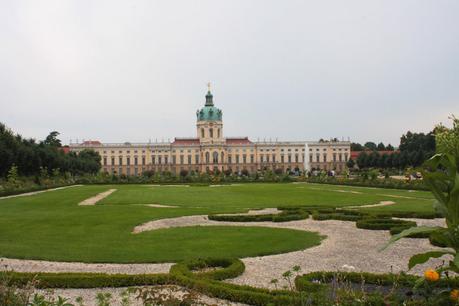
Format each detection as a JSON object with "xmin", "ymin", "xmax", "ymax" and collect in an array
[
  {"xmin": 0, "ymin": 185, "xmax": 83, "ymax": 200},
  {"xmin": 0, "ymin": 214, "xmax": 449, "ymax": 290},
  {"xmin": 0, "ymin": 257, "xmax": 172, "ymax": 274}
]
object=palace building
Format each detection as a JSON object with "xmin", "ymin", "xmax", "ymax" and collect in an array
[{"xmin": 69, "ymin": 87, "xmax": 350, "ymax": 175}]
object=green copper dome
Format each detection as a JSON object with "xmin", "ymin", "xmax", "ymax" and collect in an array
[{"xmin": 196, "ymin": 90, "xmax": 222, "ymax": 121}]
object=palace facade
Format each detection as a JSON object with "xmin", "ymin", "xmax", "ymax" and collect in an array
[{"xmin": 69, "ymin": 88, "xmax": 350, "ymax": 175}]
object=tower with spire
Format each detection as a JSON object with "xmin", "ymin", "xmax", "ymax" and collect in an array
[{"xmin": 196, "ymin": 83, "xmax": 223, "ymax": 144}]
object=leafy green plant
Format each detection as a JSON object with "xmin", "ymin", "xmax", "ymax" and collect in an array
[{"xmin": 382, "ymin": 117, "xmax": 459, "ymax": 273}]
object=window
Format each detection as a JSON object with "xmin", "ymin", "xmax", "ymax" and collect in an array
[
  {"xmin": 172, "ymin": 156, "xmax": 176, "ymax": 164},
  {"xmin": 180, "ymin": 155, "xmax": 184, "ymax": 164},
  {"xmin": 119, "ymin": 157, "xmax": 123, "ymax": 165},
  {"xmin": 103, "ymin": 157, "xmax": 107, "ymax": 166},
  {"xmin": 134, "ymin": 157, "xmax": 138, "ymax": 165},
  {"xmin": 295, "ymin": 154, "xmax": 298, "ymax": 163},
  {"xmin": 272, "ymin": 154, "xmax": 276, "ymax": 163},
  {"xmin": 111, "ymin": 157, "xmax": 115, "ymax": 165},
  {"xmin": 309, "ymin": 154, "xmax": 313, "ymax": 162},
  {"xmin": 228, "ymin": 155, "xmax": 232, "ymax": 164},
  {"xmin": 221, "ymin": 152, "xmax": 224, "ymax": 163},
  {"xmin": 260, "ymin": 154, "xmax": 264, "ymax": 163},
  {"xmin": 213, "ymin": 151, "xmax": 218, "ymax": 164},
  {"xmin": 134, "ymin": 168, "xmax": 138, "ymax": 176},
  {"xmin": 250, "ymin": 154, "xmax": 254, "ymax": 163},
  {"xmin": 205, "ymin": 152, "xmax": 210, "ymax": 163},
  {"xmin": 267, "ymin": 155, "xmax": 270, "ymax": 163},
  {"xmin": 339, "ymin": 154, "xmax": 342, "ymax": 162},
  {"xmin": 209, "ymin": 128, "xmax": 213, "ymax": 138},
  {"xmin": 188, "ymin": 155, "xmax": 192, "ymax": 164},
  {"xmin": 142, "ymin": 157, "xmax": 145, "ymax": 165},
  {"xmin": 217, "ymin": 128, "xmax": 220, "ymax": 138},
  {"xmin": 201, "ymin": 128, "xmax": 205, "ymax": 138},
  {"xmin": 281, "ymin": 155, "xmax": 285, "ymax": 163},
  {"xmin": 127, "ymin": 157, "xmax": 131, "ymax": 165},
  {"xmin": 236, "ymin": 155, "xmax": 240, "ymax": 163},
  {"xmin": 243, "ymin": 154, "xmax": 247, "ymax": 164},
  {"xmin": 323, "ymin": 154, "xmax": 327, "ymax": 162},
  {"xmin": 333, "ymin": 153, "xmax": 336, "ymax": 162},
  {"xmin": 195, "ymin": 154, "xmax": 199, "ymax": 164},
  {"xmin": 288, "ymin": 155, "xmax": 292, "ymax": 163},
  {"xmin": 164, "ymin": 156, "xmax": 168, "ymax": 164},
  {"xmin": 152, "ymin": 156, "xmax": 155, "ymax": 164},
  {"xmin": 316, "ymin": 154, "xmax": 320, "ymax": 162}
]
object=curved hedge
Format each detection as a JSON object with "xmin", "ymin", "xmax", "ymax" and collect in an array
[
  {"xmin": 169, "ymin": 257, "xmax": 245, "ymax": 281},
  {"xmin": 208, "ymin": 209, "xmax": 309, "ymax": 223},
  {"xmin": 356, "ymin": 218, "xmax": 416, "ymax": 230}
]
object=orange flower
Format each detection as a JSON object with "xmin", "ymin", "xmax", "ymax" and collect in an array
[
  {"xmin": 451, "ymin": 289, "xmax": 459, "ymax": 301},
  {"xmin": 424, "ymin": 269, "xmax": 440, "ymax": 282}
]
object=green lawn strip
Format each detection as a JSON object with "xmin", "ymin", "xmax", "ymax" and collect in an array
[
  {"xmin": 0, "ymin": 225, "xmax": 323, "ymax": 263},
  {"xmin": 0, "ymin": 183, "xmax": 439, "ymax": 263}
]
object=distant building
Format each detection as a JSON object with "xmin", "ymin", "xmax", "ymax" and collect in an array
[{"xmin": 69, "ymin": 87, "xmax": 350, "ymax": 175}]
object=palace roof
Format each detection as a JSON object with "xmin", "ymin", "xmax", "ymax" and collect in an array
[
  {"xmin": 172, "ymin": 138, "xmax": 200, "ymax": 145},
  {"xmin": 225, "ymin": 137, "xmax": 252, "ymax": 145}
]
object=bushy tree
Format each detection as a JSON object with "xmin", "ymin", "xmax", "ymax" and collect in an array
[{"xmin": 0, "ymin": 123, "xmax": 101, "ymax": 178}]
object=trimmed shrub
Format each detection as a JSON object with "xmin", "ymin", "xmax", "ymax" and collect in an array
[
  {"xmin": 208, "ymin": 209, "xmax": 309, "ymax": 223},
  {"xmin": 356, "ymin": 218, "xmax": 416, "ymax": 230}
]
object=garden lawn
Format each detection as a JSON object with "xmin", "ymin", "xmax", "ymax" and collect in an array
[{"xmin": 0, "ymin": 183, "xmax": 435, "ymax": 263}]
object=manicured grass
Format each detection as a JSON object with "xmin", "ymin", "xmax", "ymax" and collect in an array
[{"xmin": 0, "ymin": 183, "xmax": 435, "ymax": 263}]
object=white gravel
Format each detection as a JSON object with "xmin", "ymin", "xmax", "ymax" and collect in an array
[
  {"xmin": 1, "ymin": 214, "xmax": 449, "ymax": 290},
  {"xmin": 0, "ymin": 257, "xmax": 172, "ymax": 274},
  {"xmin": 78, "ymin": 189, "xmax": 117, "ymax": 206},
  {"xmin": 35, "ymin": 286, "xmax": 245, "ymax": 306},
  {"xmin": 0, "ymin": 185, "xmax": 83, "ymax": 200},
  {"xmin": 131, "ymin": 215, "xmax": 450, "ymax": 289},
  {"xmin": 343, "ymin": 200, "xmax": 395, "ymax": 209}
]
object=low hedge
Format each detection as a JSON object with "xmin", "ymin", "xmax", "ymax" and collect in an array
[
  {"xmin": 0, "ymin": 183, "xmax": 76, "ymax": 197},
  {"xmin": 306, "ymin": 177, "xmax": 430, "ymax": 191},
  {"xmin": 312, "ymin": 212, "xmax": 362, "ymax": 222},
  {"xmin": 389, "ymin": 226, "xmax": 432, "ymax": 238},
  {"xmin": 356, "ymin": 218, "xmax": 416, "ymax": 231},
  {"xmin": 4, "ymin": 259, "xmax": 305, "ymax": 306},
  {"xmin": 296, "ymin": 271, "xmax": 459, "ymax": 289},
  {"xmin": 169, "ymin": 258, "xmax": 245, "ymax": 281},
  {"xmin": 208, "ymin": 209, "xmax": 309, "ymax": 223},
  {"xmin": 5, "ymin": 272, "xmax": 171, "ymax": 289}
]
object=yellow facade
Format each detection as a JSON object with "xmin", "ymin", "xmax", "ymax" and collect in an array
[{"xmin": 69, "ymin": 89, "xmax": 350, "ymax": 175}]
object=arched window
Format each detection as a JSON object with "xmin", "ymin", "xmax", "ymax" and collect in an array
[
  {"xmin": 205, "ymin": 152, "xmax": 210, "ymax": 164},
  {"xmin": 213, "ymin": 151, "xmax": 219, "ymax": 164},
  {"xmin": 201, "ymin": 128, "xmax": 205, "ymax": 138},
  {"xmin": 209, "ymin": 128, "xmax": 213, "ymax": 138},
  {"xmin": 221, "ymin": 152, "xmax": 224, "ymax": 163},
  {"xmin": 217, "ymin": 129, "xmax": 220, "ymax": 138}
]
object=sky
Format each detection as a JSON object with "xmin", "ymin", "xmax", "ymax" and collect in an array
[{"xmin": 1, "ymin": 0, "xmax": 458, "ymax": 146}]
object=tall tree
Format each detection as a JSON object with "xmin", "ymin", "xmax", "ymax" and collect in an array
[{"xmin": 364, "ymin": 142, "xmax": 377, "ymax": 151}]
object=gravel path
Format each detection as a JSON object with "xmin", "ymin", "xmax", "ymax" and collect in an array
[
  {"xmin": 78, "ymin": 189, "xmax": 117, "ymax": 206},
  {"xmin": 0, "ymin": 257, "xmax": 172, "ymax": 274},
  {"xmin": 132, "ymin": 215, "xmax": 450, "ymax": 288},
  {"xmin": 0, "ymin": 185, "xmax": 83, "ymax": 200},
  {"xmin": 1, "ymin": 215, "xmax": 449, "ymax": 290},
  {"xmin": 343, "ymin": 200, "xmax": 395, "ymax": 209},
  {"xmin": 36, "ymin": 286, "xmax": 245, "ymax": 306}
]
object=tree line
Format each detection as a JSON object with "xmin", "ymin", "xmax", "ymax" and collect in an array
[
  {"xmin": 349, "ymin": 130, "xmax": 436, "ymax": 170},
  {"xmin": 0, "ymin": 123, "xmax": 101, "ymax": 178}
]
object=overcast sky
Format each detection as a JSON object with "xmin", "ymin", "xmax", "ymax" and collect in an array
[{"xmin": 1, "ymin": 1, "xmax": 458, "ymax": 146}]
